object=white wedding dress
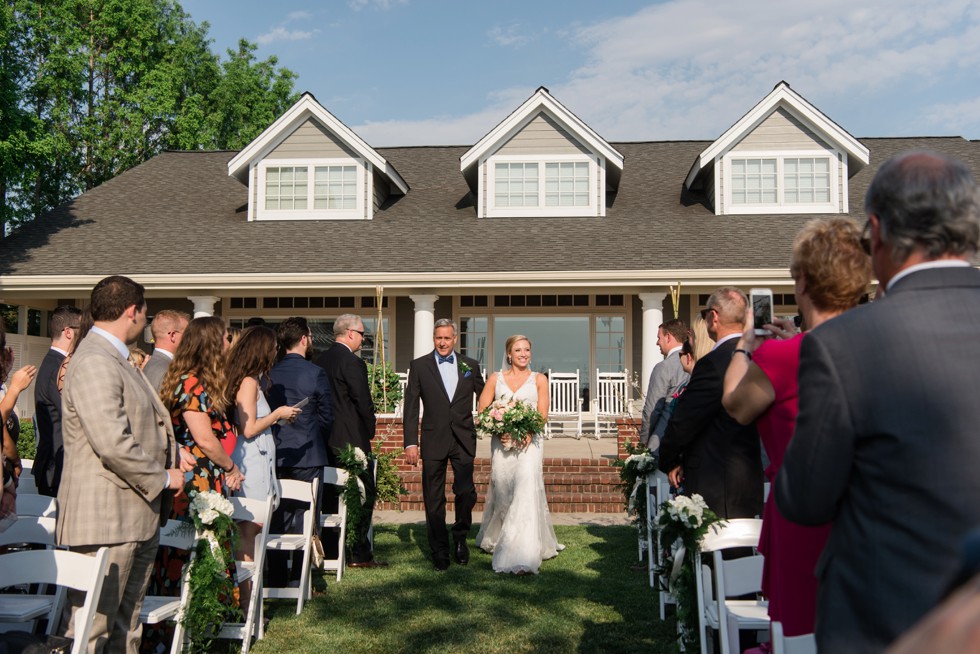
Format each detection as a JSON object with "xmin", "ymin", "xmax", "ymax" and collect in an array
[{"xmin": 476, "ymin": 371, "xmax": 564, "ymax": 574}]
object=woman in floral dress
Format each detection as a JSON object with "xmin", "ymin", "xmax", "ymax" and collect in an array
[{"xmin": 142, "ymin": 316, "xmax": 244, "ymax": 653}]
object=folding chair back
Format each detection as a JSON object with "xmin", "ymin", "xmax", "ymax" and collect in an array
[
  {"xmin": 320, "ymin": 466, "xmax": 350, "ymax": 582},
  {"xmin": 16, "ymin": 494, "xmax": 58, "ymax": 519},
  {"xmin": 139, "ymin": 519, "xmax": 196, "ymax": 654},
  {"xmin": 0, "ymin": 547, "xmax": 110, "ymax": 654},
  {"xmin": 16, "ymin": 458, "xmax": 38, "ymax": 495},
  {"xmin": 0, "ymin": 515, "xmax": 56, "ymax": 548},
  {"xmin": 770, "ymin": 621, "xmax": 816, "ymax": 654},
  {"xmin": 263, "ymin": 478, "xmax": 319, "ymax": 614}
]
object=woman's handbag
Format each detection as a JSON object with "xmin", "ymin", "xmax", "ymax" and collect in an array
[{"xmin": 311, "ymin": 533, "xmax": 325, "ymax": 569}]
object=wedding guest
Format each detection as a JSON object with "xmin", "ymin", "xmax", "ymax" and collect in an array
[
  {"xmin": 0, "ymin": 325, "xmax": 37, "ymax": 490},
  {"xmin": 722, "ymin": 218, "xmax": 871, "ymax": 638},
  {"xmin": 127, "ymin": 347, "xmax": 148, "ymax": 369},
  {"xmin": 638, "ymin": 319, "xmax": 689, "ymax": 452},
  {"xmin": 777, "ymin": 151, "xmax": 980, "ymax": 652},
  {"xmin": 144, "ymin": 316, "xmax": 244, "ymax": 652},
  {"xmin": 225, "ymin": 325, "xmax": 301, "ymax": 608},
  {"xmin": 34, "ymin": 305, "xmax": 82, "ymax": 497},
  {"xmin": 689, "ymin": 314, "xmax": 713, "ymax": 361},
  {"xmin": 659, "ymin": 287, "xmax": 763, "ymax": 519},
  {"xmin": 143, "ymin": 309, "xmax": 190, "ymax": 391},
  {"xmin": 57, "ymin": 276, "xmax": 186, "ymax": 653},
  {"xmin": 57, "ymin": 309, "xmax": 93, "ymax": 393}
]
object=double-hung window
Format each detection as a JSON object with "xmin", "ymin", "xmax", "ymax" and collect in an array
[{"xmin": 486, "ymin": 155, "xmax": 600, "ymax": 217}]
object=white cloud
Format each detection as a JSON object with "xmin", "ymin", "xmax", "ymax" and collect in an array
[
  {"xmin": 488, "ymin": 24, "xmax": 531, "ymax": 47},
  {"xmin": 256, "ymin": 26, "xmax": 317, "ymax": 45},
  {"xmin": 354, "ymin": 0, "xmax": 980, "ymax": 144},
  {"xmin": 348, "ymin": 0, "xmax": 408, "ymax": 10}
]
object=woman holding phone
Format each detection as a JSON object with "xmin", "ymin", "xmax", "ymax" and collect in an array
[{"xmin": 722, "ymin": 218, "xmax": 871, "ymax": 638}]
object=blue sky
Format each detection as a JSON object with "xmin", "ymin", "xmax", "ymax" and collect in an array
[{"xmin": 183, "ymin": 0, "xmax": 980, "ymax": 147}]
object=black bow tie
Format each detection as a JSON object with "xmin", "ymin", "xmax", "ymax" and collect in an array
[{"xmin": 437, "ymin": 354, "xmax": 455, "ymax": 365}]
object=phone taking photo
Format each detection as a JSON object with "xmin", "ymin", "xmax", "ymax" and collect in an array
[
  {"xmin": 750, "ymin": 288, "xmax": 774, "ymax": 336},
  {"xmin": 277, "ymin": 397, "xmax": 309, "ymax": 426}
]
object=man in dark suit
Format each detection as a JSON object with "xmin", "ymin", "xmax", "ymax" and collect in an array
[
  {"xmin": 403, "ymin": 318, "xmax": 485, "ymax": 571},
  {"xmin": 267, "ymin": 316, "xmax": 334, "ymax": 585},
  {"xmin": 313, "ymin": 313, "xmax": 383, "ymax": 568},
  {"xmin": 659, "ymin": 287, "xmax": 763, "ymax": 519},
  {"xmin": 34, "ymin": 305, "xmax": 81, "ymax": 497},
  {"xmin": 776, "ymin": 151, "xmax": 980, "ymax": 653}
]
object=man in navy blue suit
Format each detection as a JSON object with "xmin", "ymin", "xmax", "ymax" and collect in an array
[{"xmin": 267, "ymin": 316, "xmax": 334, "ymax": 585}]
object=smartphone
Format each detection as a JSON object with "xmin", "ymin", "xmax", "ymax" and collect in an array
[
  {"xmin": 277, "ymin": 397, "xmax": 309, "ymax": 426},
  {"xmin": 749, "ymin": 288, "xmax": 774, "ymax": 336}
]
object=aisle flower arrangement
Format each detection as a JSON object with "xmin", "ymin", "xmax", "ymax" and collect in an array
[
  {"xmin": 654, "ymin": 493, "xmax": 722, "ymax": 650},
  {"xmin": 475, "ymin": 398, "xmax": 546, "ymax": 451},
  {"xmin": 337, "ymin": 444, "xmax": 371, "ymax": 547},
  {"xmin": 612, "ymin": 440, "xmax": 658, "ymax": 531},
  {"xmin": 182, "ymin": 490, "xmax": 241, "ymax": 652}
]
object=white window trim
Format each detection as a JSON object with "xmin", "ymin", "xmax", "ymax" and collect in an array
[
  {"xmin": 253, "ymin": 157, "xmax": 370, "ymax": 221},
  {"xmin": 720, "ymin": 149, "xmax": 844, "ymax": 215},
  {"xmin": 480, "ymin": 153, "xmax": 604, "ymax": 218}
]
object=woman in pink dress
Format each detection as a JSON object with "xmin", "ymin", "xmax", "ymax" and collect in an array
[{"xmin": 722, "ymin": 218, "xmax": 871, "ymax": 638}]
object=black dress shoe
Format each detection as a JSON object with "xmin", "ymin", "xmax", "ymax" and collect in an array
[
  {"xmin": 433, "ymin": 556, "xmax": 450, "ymax": 571},
  {"xmin": 454, "ymin": 539, "xmax": 469, "ymax": 566},
  {"xmin": 349, "ymin": 559, "xmax": 389, "ymax": 569}
]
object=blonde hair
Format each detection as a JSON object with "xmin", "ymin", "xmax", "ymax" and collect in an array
[
  {"xmin": 690, "ymin": 315, "xmax": 713, "ymax": 361},
  {"xmin": 504, "ymin": 334, "xmax": 531, "ymax": 368},
  {"xmin": 790, "ymin": 218, "xmax": 872, "ymax": 312}
]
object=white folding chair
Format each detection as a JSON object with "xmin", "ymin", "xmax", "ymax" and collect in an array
[
  {"xmin": 139, "ymin": 519, "xmax": 196, "ymax": 654},
  {"xmin": 263, "ymin": 479, "xmax": 319, "ymax": 614},
  {"xmin": 592, "ymin": 369, "xmax": 630, "ymax": 438},
  {"xmin": 694, "ymin": 519, "xmax": 769, "ymax": 654},
  {"xmin": 394, "ymin": 371, "xmax": 409, "ymax": 417},
  {"xmin": 16, "ymin": 494, "xmax": 57, "ymax": 519},
  {"xmin": 0, "ymin": 547, "xmax": 110, "ymax": 654},
  {"xmin": 0, "ymin": 515, "xmax": 56, "ymax": 549},
  {"xmin": 646, "ymin": 471, "xmax": 678, "ymax": 622},
  {"xmin": 771, "ymin": 621, "xmax": 816, "ymax": 654},
  {"xmin": 320, "ymin": 466, "xmax": 349, "ymax": 583},
  {"xmin": 546, "ymin": 369, "xmax": 583, "ymax": 438},
  {"xmin": 217, "ymin": 496, "xmax": 274, "ymax": 654},
  {"xmin": 16, "ymin": 458, "xmax": 38, "ymax": 495}
]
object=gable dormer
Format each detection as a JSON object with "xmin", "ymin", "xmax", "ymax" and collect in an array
[
  {"xmin": 685, "ymin": 81, "xmax": 869, "ymax": 216},
  {"xmin": 460, "ymin": 87, "xmax": 624, "ymax": 218},
  {"xmin": 227, "ymin": 93, "xmax": 407, "ymax": 221}
]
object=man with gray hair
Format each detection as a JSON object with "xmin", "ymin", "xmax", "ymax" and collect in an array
[
  {"xmin": 142, "ymin": 309, "xmax": 190, "ymax": 390},
  {"xmin": 403, "ymin": 318, "xmax": 485, "ymax": 571},
  {"xmin": 777, "ymin": 151, "xmax": 980, "ymax": 652},
  {"xmin": 313, "ymin": 314, "xmax": 382, "ymax": 567},
  {"xmin": 659, "ymin": 287, "xmax": 763, "ymax": 519}
]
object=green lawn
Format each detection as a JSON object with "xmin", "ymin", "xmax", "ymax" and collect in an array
[{"xmin": 253, "ymin": 523, "xmax": 680, "ymax": 654}]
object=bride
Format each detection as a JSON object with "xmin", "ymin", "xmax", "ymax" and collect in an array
[{"xmin": 475, "ymin": 334, "xmax": 563, "ymax": 574}]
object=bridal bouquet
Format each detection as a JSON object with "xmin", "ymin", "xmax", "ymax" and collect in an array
[{"xmin": 476, "ymin": 399, "xmax": 545, "ymax": 451}]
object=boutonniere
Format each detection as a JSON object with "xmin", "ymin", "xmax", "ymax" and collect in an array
[{"xmin": 459, "ymin": 361, "xmax": 471, "ymax": 376}]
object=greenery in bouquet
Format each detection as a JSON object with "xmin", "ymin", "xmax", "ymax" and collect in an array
[
  {"xmin": 336, "ymin": 444, "xmax": 372, "ymax": 548},
  {"xmin": 654, "ymin": 493, "xmax": 723, "ymax": 651},
  {"xmin": 182, "ymin": 490, "xmax": 242, "ymax": 652},
  {"xmin": 612, "ymin": 440, "xmax": 658, "ymax": 531},
  {"xmin": 374, "ymin": 423, "xmax": 407, "ymax": 506},
  {"xmin": 475, "ymin": 399, "xmax": 546, "ymax": 451}
]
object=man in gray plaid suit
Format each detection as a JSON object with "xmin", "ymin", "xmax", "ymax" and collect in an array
[{"xmin": 58, "ymin": 276, "xmax": 191, "ymax": 654}]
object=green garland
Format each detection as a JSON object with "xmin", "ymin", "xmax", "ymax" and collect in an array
[
  {"xmin": 611, "ymin": 440, "xmax": 658, "ymax": 532},
  {"xmin": 180, "ymin": 490, "xmax": 242, "ymax": 653},
  {"xmin": 336, "ymin": 444, "xmax": 371, "ymax": 548},
  {"xmin": 653, "ymin": 494, "xmax": 723, "ymax": 651}
]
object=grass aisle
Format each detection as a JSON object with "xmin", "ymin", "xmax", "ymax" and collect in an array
[{"xmin": 254, "ymin": 523, "xmax": 680, "ymax": 654}]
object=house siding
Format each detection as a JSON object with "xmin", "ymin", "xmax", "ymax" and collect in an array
[
  {"xmin": 373, "ymin": 169, "xmax": 390, "ymax": 214},
  {"xmin": 732, "ymin": 108, "xmax": 830, "ymax": 151},
  {"xmin": 497, "ymin": 113, "xmax": 592, "ymax": 156},
  {"xmin": 269, "ymin": 119, "xmax": 358, "ymax": 158}
]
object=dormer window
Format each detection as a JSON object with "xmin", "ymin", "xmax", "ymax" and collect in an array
[
  {"xmin": 486, "ymin": 155, "xmax": 600, "ymax": 217},
  {"xmin": 257, "ymin": 159, "xmax": 365, "ymax": 220},
  {"xmin": 724, "ymin": 151, "xmax": 838, "ymax": 214}
]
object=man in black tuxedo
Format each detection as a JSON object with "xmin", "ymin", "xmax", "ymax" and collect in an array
[
  {"xmin": 659, "ymin": 287, "xmax": 763, "ymax": 519},
  {"xmin": 777, "ymin": 151, "xmax": 980, "ymax": 652},
  {"xmin": 403, "ymin": 318, "xmax": 485, "ymax": 571},
  {"xmin": 267, "ymin": 316, "xmax": 334, "ymax": 585},
  {"xmin": 34, "ymin": 305, "xmax": 81, "ymax": 497},
  {"xmin": 313, "ymin": 314, "xmax": 383, "ymax": 568}
]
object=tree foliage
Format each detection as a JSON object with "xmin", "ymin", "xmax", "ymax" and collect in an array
[{"xmin": 0, "ymin": 0, "xmax": 298, "ymax": 236}]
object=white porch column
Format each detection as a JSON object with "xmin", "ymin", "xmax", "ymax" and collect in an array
[
  {"xmin": 17, "ymin": 305, "xmax": 28, "ymax": 335},
  {"xmin": 638, "ymin": 292, "xmax": 668, "ymax": 387},
  {"xmin": 187, "ymin": 295, "xmax": 220, "ymax": 318},
  {"xmin": 410, "ymin": 294, "xmax": 439, "ymax": 358}
]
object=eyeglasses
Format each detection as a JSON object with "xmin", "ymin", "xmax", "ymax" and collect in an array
[
  {"xmin": 700, "ymin": 307, "xmax": 715, "ymax": 320},
  {"xmin": 860, "ymin": 219, "xmax": 872, "ymax": 255},
  {"xmin": 349, "ymin": 329, "xmax": 365, "ymax": 338}
]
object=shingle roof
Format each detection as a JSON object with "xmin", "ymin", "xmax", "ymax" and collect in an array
[{"xmin": 2, "ymin": 137, "xmax": 978, "ymax": 278}]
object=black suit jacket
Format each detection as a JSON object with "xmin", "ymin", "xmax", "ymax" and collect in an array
[
  {"xmin": 776, "ymin": 266, "xmax": 980, "ymax": 653},
  {"xmin": 314, "ymin": 344, "xmax": 376, "ymax": 455},
  {"xmin": 33, "ymin": 348, "xmax": 66, "ymax": 496},
  {"xmin": 403, "ymin": 351, "xmax": 485, "ymax": 460},
  {"xmin": 659, "ymin": 337, "xmax": 763, "ymax": 519},
  {"xmin": 268, "ymin": 353, "xmax": 334, "ymax": 469}
]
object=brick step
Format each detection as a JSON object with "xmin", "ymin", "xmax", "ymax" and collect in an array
[{"xmin": 378, "ymin": 497, "xmax": 625, "ymax": 513}]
